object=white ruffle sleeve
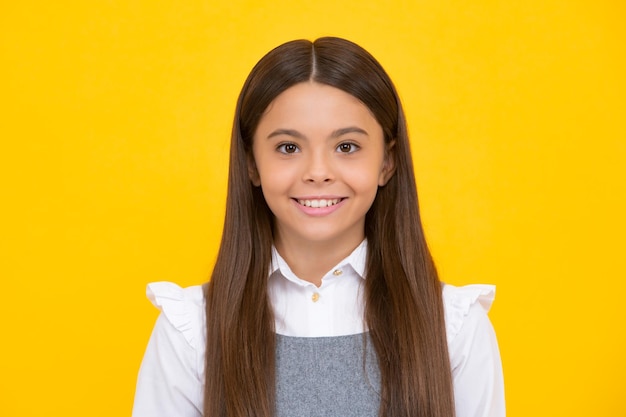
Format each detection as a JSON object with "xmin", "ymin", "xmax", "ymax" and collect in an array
[
  {"xmin": 443, "ymin": 284, "xmax": 506, "ymax": 417},
  {"xmin": 132, "ymin": 282, "xmax": 206, "ymax": 417}
]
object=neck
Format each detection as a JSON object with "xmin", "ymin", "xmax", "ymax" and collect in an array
[{"xmin": 274, "ymin": 235, "xmax": 363, "ymax": 287}]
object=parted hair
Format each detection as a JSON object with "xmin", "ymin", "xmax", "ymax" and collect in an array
[{"xmin": 204, "ymin": 37, "xmax": 455, "ymax": 417}]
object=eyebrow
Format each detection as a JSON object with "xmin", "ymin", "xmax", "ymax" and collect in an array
[{"xmin": 266, "ymin": 126, "xmax": 369, "ymax": 140}]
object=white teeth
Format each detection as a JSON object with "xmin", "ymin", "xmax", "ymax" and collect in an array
[{"xmin": 297, "ymin": 199, "xmax": 341, "ymax": 208}]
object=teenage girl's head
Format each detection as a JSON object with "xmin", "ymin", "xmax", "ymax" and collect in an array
[{"xmin": 225, "ymin": 37, "xmax": 422, "ymax": 251}]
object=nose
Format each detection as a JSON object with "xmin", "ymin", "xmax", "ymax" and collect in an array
[{"xmin": 302, "ymin": 150, "xmax": 335, "ymax": 183}]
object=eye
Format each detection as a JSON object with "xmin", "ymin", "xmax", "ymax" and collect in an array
[
  {"xmin": 337, "ymin": 142, "xmax": 359, "ymax": 153},
  {"xmin": 277, "ymin": 143, "xmax": 299, "ymax": 154}
]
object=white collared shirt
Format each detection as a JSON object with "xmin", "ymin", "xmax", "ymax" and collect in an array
[
  {"xmin": 132, "ymin": 241, "xmax": 505, "ymax": 416},
  {"xmin": 268, "ymin": 240, "xmax": 368, "ymax": 337}
]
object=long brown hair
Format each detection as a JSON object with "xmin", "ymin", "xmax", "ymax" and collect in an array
[{"xmin": 205, "ymin": 37, "xmax": 455, "ymax": 417}]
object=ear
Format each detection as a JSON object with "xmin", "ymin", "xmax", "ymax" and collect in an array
[
  {"xmin": 247, "ymin": 154, "xmax": 261, "ymax": 187},
  {"xmin": 378, "ymin": 140, "xmax": 397, "ymax": 186}
]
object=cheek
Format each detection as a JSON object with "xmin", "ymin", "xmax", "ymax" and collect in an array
[
  {"xmin": 257, "ymin": 163, "xmax": 291, "ymax": 186},
  {"xmin": 256, "ymin": 165, "xmax": 298, "ymax": 203},
  {"xmin": 345, "ymin": 171, "xmax": 383, "ymax": 206},
  {"xmin": 344, "ymin": 159, "xmax": 386, "ymax": 187}
]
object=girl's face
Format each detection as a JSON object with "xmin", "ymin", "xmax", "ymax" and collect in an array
[{"xmin": 251, "ymin": 82, "xmax": 394, "ymax": 251}]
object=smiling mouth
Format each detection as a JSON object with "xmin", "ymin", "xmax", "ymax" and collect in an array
[{"xmin": 296, "ymin": 198, "xmax": 344, "ymax": 208}]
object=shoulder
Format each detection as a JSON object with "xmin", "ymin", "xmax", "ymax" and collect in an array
[
  {"xmin": 441, "ymin": 283, "xmax": 496, "ymax": 344},
  {"xmin": 441, "ymin": 284, "xmax": 505, "ymax": 416},
  {"xmin": 146, "ymin": 281, "xmax": 206, "ymax": 351},
  {"xmin": 133, "ymin": 283, "xmax": 207, "ymax": 416}
]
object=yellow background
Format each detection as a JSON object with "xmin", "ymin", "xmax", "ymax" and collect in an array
[{"xmin": 2, "ymin": 1, "xmax": 625, "ymax": 415}]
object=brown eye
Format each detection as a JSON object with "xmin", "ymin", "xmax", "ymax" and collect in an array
[
  {"xmin": 337, "ymin": 142, "xmax": 359, "ymax": 153},
  {"xmin": 278, "ymin": 143, "xmax": 299, "ymax": 154}
]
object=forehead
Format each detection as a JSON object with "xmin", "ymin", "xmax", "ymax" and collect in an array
[{"xmin": 255, "ymin": 82, "xmax": 381, "ymax": 137}]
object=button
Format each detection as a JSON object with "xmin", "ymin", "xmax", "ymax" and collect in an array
[
  {"xmin": 311, "ymin": 292, "xmax": 320, "ymax": 302},
  {"xmin": 333, "ymin": 269, "xmax": 343, "ymax": 276}
]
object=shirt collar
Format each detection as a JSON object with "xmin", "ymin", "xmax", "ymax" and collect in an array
[{"xmin": 270, "ymin": 239, "xmax": 368, "ymax": 281}]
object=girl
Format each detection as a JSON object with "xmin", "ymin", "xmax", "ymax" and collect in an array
[{"xmin": 133, "ymin": 37, "xmax": 505, "ymax": 417}]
